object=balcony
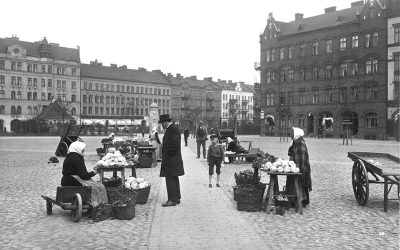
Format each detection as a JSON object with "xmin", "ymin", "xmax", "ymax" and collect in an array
[
  {"xmin": 254, "ymin": 61, "xmax": 261, "ymax": 71},
  {"xmin": 181, "ymin": 92, "xmax": 191, "ymax": 99}
]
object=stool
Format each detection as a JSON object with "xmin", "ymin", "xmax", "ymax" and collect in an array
[{"xmin": 265, "ymin": 172, "xmax": 303, "ymax": 215}]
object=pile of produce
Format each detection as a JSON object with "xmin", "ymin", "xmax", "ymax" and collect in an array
[
  {"xmin": 125, "ymin": 152, "xmax": 139, "ymax": 163},
  {"xmin": 234, "ymin": 169, "xmax": 260, "ymax": 185},
  {"xmin": 96, "ymin": 150, "xmax": 134, "ymax": 168},
  {"xmin": 260, "ymin": 158, "xmax": 300, "ymax": 173},
  {"xmin": 124, "ymin": 177, "xmax": 151, "ymax": 190}
]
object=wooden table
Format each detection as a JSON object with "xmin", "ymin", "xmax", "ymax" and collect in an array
[
  {"xmin": 238, "ymin": 140, "xmax": 253, "ymax": 151},
  {"xmin": 264, "ymin": 171, "xmax": 303, "ymax": 215}
]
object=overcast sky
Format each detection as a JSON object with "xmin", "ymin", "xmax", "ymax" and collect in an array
[{"xmin": 1, "ymin": 0, "xmax": 357, "ymax": 84}]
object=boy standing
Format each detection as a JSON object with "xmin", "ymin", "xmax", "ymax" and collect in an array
[{"xmin": 207, "ymin": 134, "xmax": 225, "ymax": 188}]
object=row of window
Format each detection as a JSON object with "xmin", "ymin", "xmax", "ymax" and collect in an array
[
  {"xmin": 265, "ymin": 32, "xmax": 379, "ymax": 62},
  {"xmin": 82, "ymin": 94, "xmax": 170, "ymax": 107},
  {"xmin": 265, "ymin": 86, "xmax": 382, "ymax": 106},
  {"xmin": 265, "ymin": 58, "xmax": 379, "ymax": 83},
  {"xmin": 222, "ymin": 94, "xmax": 253, "ymax": 102},
  {"xmin": 0, "ymin": 90, "xmax": 77, "ymax": 102},
  {"xmin": 0, "ymin": 75, "xmax": 77, "ymax": 89},
  {"xmin": 0, "ymin": 60, "xmax": 78, "ymax": 76},
  {"xmin": 278, "ymin": 112, "xmax": 379, "ymax": 129},
  {"xmin": 222, "ymin": 112, "xmax": 253, "ymax": 119},
  {"xmin": 82, "ymin": 106, "xmax": 168, "ymax": 117},
  {"xmin": 83, "ymin": 82, "xmax": 170, "ymax": 95},
  {"xmin": 0, "ymin": 105, "xmax": 76, "ymax": 116}
]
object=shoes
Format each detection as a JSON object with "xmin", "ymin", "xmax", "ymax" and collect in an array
[
  {"xmin": 161, "ymin": 201, "xmax": 177, "ymax": 207},
  {"xmin": 209, "ymin": 184, "xmax": 212, "ymax": 188},
  {"xmin": 176, "ymin": 199, "xmax": 181, "ymax": 204},
  {"xmin": 196, "ymin": 156, "xmax": 200, "ymax": 159},
  {"xmin": 216, "ymin": 184, "xmax": 220, "ymax": 187}
]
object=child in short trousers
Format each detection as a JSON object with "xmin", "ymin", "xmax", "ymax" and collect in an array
[{"xmin": 207, "ymin": 134, "xmax": 225, "ymax": 188}]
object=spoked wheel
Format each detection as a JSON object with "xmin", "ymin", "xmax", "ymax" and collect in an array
[
  {"xmin": 352, "ymin": 159, "xmax": 369, "ymax": 206},
  {"xmin": 71, "ymin": 193, "xmax": 82, "ymax": 222},
  {"xmin": 58, "ymin": 142, "xmax": 69, "ymax": 157}
]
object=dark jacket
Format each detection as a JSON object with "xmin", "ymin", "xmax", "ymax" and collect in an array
[
  {"xmin": 61, "ymin": 152, "xmax": 95, "ymax": 186},
  {"xmin": 227, "ymin": 141, "xmax": 238, "ymax": 152},
  {"xmin": 196, "ymin": 126, "xmax": 208, "ymax": 143},
  {"xmin": 160, "ymin": 124, "xmax": 185, "ymax": 177},
  {"xmin": 184, "ymin": 129, "xmax": 190, "ymax": 138}
]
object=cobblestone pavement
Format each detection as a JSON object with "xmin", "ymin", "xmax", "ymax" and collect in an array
[{"xmin": 0, "ymin": 136, "xmax": 399, "ymax": 249}]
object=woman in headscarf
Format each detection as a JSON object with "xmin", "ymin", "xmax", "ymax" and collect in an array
[
  {"xmin": 61, "ymin": 141, "xmax": 108, "ymax": 207},
  {"xmin": 286, "ymin": 127, "xmax": 312, "ymax": 207},
  {"xmin": 61, "ymin": 141, "xmax": 96, "ymax": 186},
  {"xmin": 149, "ymin": 125, "xmax": 162, "ymax": 162}
]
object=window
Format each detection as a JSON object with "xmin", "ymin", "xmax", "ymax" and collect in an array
[
  {"xmin": 279, "ymin": 92, "xmax": 286, "ymax": 105},
  {"xmin": 27, "ymin": 64, "xmax": 32, "ymax": 72},
  {"xmin": 42, "ymin": 65, "xmax": 46, "ymax": 73},
  {"xmin": 41, "ymin": 93, "xmax": 45, "ymax": 100},
  {"xmin": 117, "ymin": 85, "xmax": 120, "ymax": 92},
  {"xmin": 300, "ymin": 44, "xmax": 305, "ymax": 57},
  {"xmin": 48, "ymin": 79, "xmax": 52, "ymax": 88},
  {"xmin": 17, "ymin": 77, "xmax": 21, "ymax": 85},
  {"xmin": 0, "ymin": 60, "xmax": 5, "ymax": 69},
  {"xmin": 280, "ymin": 48, "xmax": 285, "ymax": 60},
  {"xmin": 71, "ymin": 81, "xmax": 76, "ymax": 89},
  {"xmin": 11, "ymin": 62, "xmax": 16, "ymax": 70},
  {"xmin": 266, "ymin": 93, "xmax": 273, "ymax": 106},
  {"xmin": 365, "ymin": 112, "xmax": 378, "ymax": 128},
  {"xmin": 299, "ymin": 68, "xmax": 305, "ymax": 80},
  {"xmin": 33, "ymin": 78, "xmax": 37, "ymax": 86},
  {"xmin": 62, "ymin": 94, "xmax": 66, "ymax": 101},
  {"xmin": 33, "ymin": 64, "xmax": 37, "ymax": 72},
  {"xmin": 111, "ymin": 85, "xmax": 114, "ymax": 92},
  {"xmin": 352, "ymin": 35, "xmax": 358, "ymax": 48},
  {"xmin": 266, "ymin": 71, "xmax": 271, "ymax": 83},
  {"xmin": 48, "ymin": 93, "xmax": 52, "ymax": 100},
  {"xmin": 280, "ymin": 70, "xmax": 286, "ymax": 82},
  {"xmin": 395, "ymin": 26, "xmax": 400, "ymax": 44},
  {"xmin": 352, "ymin": 62, "xmax": 359, "ymax": 75},
  {"xmin": 72, "ymin": 68, "xmax": 76, "ymax": 76},
  {"xmin": 11, "ymin": 105, "xmax": 16, "ymax": 114},
  {"xmin": 351, "ymin": 86, "xmax": 358, "ymax": 101},
  {"xmin": 95, "ymin": 96, "xmax": 99, "ymax": 104},
  {"xmin": 11, "ymin": 76, "xmax": 16, "ymax": 85},
  {"xmin": 0, "ymin": 90, "xmax": 4, "ymax": 99},
  {"xmin": 56, "ymin": 67, "xmax": 61, "ymax": 75},
  {"xmin": 0, "ymin": 75, "xmax": 5, "ymax": 84},
  {"xmin": 312, "ymin": 88, "xmax": 319, "ymax": 104},
  {"xmin": 367, "ymin": 86, "xmax": 378, "ymax": 101},
  {"xmin": 394, "ymin": 54, "xmax": 400, "ymax": 81},
  {"xmin": 17, "ymin": 62, "xmax": 22, "ymax": 70},
  {"xmin": 340, "ymin": 37, "xmax": 346, "ymax": 51},
  {"xmin": 48, "ymin": 65, "xmax": 52, "ymax": 73},
  {"xmin": 62, "ymin": 81, "xmax": 66, "ymax": 89},
  {"xmin": 340, "ymin": 63, "xmax": 348, "ymax": 77},
  {"xmin": 325, "ymin": 65, "xmax": 333, "ymax": 78},
  {"xmin": 298, "ymin": 114, "xmax": 305, "ymax": 127},
  {"xmin": 100, "ymin": 96, "xmax": 104, "ymax": 104},
  {"xmin": 299, "ymin": 89, "xmax": 306, "ymax": 104},
  {"xmin": 41, "ymin": 79, "xmax": 46, "ymax": 89},
  {"xmin": 33, "ymin": 92, "xmax": 37, "ymax": 100},
  {"xmin": 71, "ymin": 95, "xmax": 76, "ymax": 102},
  {"xmin": 366, "ymin": 59, "xmax": 378, "ymax": 74},
  {"xmin": 312, "ymin": 42, "xmax": 318, "ymax": 55},
  {"xmin": 62, "ymin": 67, "xmax": 66, "ymax": 75},
  {"xmin": 11, "ymin": 91, "xmax": 16, "ymax": 99},
  {"xmin": 288, "ymin": 47, "xmax": 293, "ymax": 59},
  {"xmin": 17, "ymin": 91, "xmax": 21, "ymax": 99},
  {"xmin": 340, "ymin": 87, "xmax": 347, "ymax": 102},
  {"xmin": 88, "ymin": 107, "xmax": 92, "ymax": 114},
  {"xmin": 372, "ymin": 32, "xmax": 378, "ymax": 47},
  {"xmin": 325, "ymin": 88, "xmax": 333, "ymax": 103},
  {"xmin": 57, "ymin": 80, "xmax": 61, "ymax": 88},
  {"xmin": 312, "ymin": 67, "xmax": 319, "ymax": 79},
  {"xmin": 88, "ymin": 95, "xmax": 93, "ymax": 103},
  {"xmin": 111, "ymin": 97, "xmax": 115, "ymax": 104},
  {"xmin": 271, "ymin": 71, "xmax": 275, "ymax": 82},
  {"xmin": 288, "ymin": 91, "xmax": 294, "ymax": 104},
  {"xmin": 271, "ymin": 49, "xmax": 275, "ymax": 61},
  {"xmin": 111, "ymin": 108, "xmax": 114, "ymax": 115},
  {"xmin": 95, "ymin": 107, "xmax": 98, "ymax": 115},
  {"xmin": 288, "ymin": 69, "xmax": 294, "ymax": 80},
  {"xmin": 89, "ymin": 83, "xmax": 93, "ymax": 90},
  {"xmin": 27, "ymin": 92, "xmax": 32, "ymax": 100},
  {"xmin": 121, "ymin": 86, "xmax": 125, "ymax": 92}
]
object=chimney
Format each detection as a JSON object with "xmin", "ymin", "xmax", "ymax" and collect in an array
[
  {"xmin": 152, "ymin": 69, "xmax": 161, "ymax": 73},
  {"xmin": 190, "ymin": 75, "xmax": 197, "ymax": 80},
  {"xmin": 138, "ymin": 67, "xmax": 146, "ymax": 71},
  {"xmin": 295, "ymin": 13, "xmax": 303, "ymax": 21},
  {"xmin": 119, "ymin": 65, "xmax": 127, "ymax": 69},
  {"xmin": 324, "ymin": 6, "xmax": 336, "ymax": 13},
  {"xmin": 167, "ymin": 73, "xmax": 172, "ymax": 77},
  {"xmin": 204, "ymin": 77, "xmax": 213, "ymax": 81},
  {"xmin": 110, "ymin": 64, "xmax": 117, "ymax": 68},
  {"xmin": 351, "ymin": 1, "xmax": 363, "ymax": 7},
  {"xmin": 228, "ymin": 80, "xmax": 232, "ymax": 83},
  {"xmin": 176, "ymin": 73, "xmax": 183, "ymax": 79}
]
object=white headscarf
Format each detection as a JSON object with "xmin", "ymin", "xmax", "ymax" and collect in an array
[
  {"xmin": 152, "ymin": 126, "xmax": 158, "ymax": 133},
  {"xmin": 68, "ymin": 141, "xmax": 86, "ymax": 155},
  {"xmin": 109, "ymin": 132, "xmax": 115, "ymax": 138},
  {"xmin": 292, "ymin": 127, "xmax": 304, "ymax": 141},
  {"xmin": 227, "ymin": 137, "xmax": 233, "ymax": 143}
]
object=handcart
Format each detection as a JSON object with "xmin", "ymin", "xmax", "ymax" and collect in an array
[
  {"xmin": 41, "ymin": 186, "xmax": 92, "ymax": 222},
  {"xmin": 348, "ymin": 152, "xmax": 400, "ymax": 212},
  {"xmin": 55, "ymin": 124, "xmax": 84, "ymax": 157}
]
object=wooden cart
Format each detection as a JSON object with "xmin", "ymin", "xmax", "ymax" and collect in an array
[
  {"xmin": 41, "ymin": 186, "xmax": 92, "ymax": 222},
  {"xmin": 347, "ymin": 152, "xmax": 400, "ymax": 212}
]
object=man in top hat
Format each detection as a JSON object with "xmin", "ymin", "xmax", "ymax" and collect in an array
[
  {"xmin": 196, "ymin": 120, "xmax": 208, "ymax": 159},
  {"xmin": 158, "ymin": 114, "xmax": 185, "ymax": 207}
]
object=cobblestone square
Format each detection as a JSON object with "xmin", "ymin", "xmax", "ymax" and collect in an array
[{"xmin": 0, "ymin": 136, "xmax": 398, "ymax": 249}]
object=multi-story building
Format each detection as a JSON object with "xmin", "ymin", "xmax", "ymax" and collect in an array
[
  {"xmin": 0, "ymin": 36, "xmax": 80, "ymax": 133},
  {"xmin": 216, "ymin": 80, "xmax": 254, "ymax": 128},
  {"xmin": 80, "ymin": 62, "xmax": 171, "ymax": 127},
  {"xmin": 166, "ymin": 74, "xmax": 221, "ymax": 131},
  {"xmin": 259, "ymin": 0, "xmax": 389, "ymax": 139},
  {"xmin": 386, "ymin": 0, "xmax": 400, "ymax": 140}
]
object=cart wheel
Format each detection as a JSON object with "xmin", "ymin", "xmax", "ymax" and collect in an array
[
  {"xmin": 59, "ymin": 142, "xmax": 69, "ymax": 157},
  {"xmin": 71, "ymin": 193, "xmax": 82, "ymax": 222},
  {"xmin": 352, "ymin": 159, "xmax": 369, "ymax": 206},
  {"xmin": 46, "ymin": 200, "xmax": 53, "ymax": 215}
]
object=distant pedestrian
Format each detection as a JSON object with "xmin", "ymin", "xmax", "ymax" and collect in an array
[
  {"xmin": 183, "ymin": 128, "xmax": 189, "ymax": 146},
  {"xmin": 159, "ymin": 114, "xmax": 185, "ymax": 207},
  {"xmin": 317, "ymin": 126, "xmax": 323, "ymax": 139},
  {"xmin": 286, "ymin": 127, "xmax": 312, "ymax": 207},
  {"xmin": 207, "ymin": 134, "xmax": 224, "ymax": 188},
  {"xmin": 196, "ymin": 121, "xmax": 208, "ymax": 158}
]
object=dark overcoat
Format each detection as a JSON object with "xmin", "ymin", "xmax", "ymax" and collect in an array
[
  {"xmin": 61, "ymin": 152, "xmax": 95, "ymax": 186},
  {"xmin": 160, "ymin": 123, "xmax": 185, "ymax": 177}
]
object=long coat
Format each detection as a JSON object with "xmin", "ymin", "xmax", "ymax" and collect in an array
[
  {"xmin": 61, "ymin": 152, "xmax": 95, "ymax": 186},
  {"xmin": 160, "ymin": 123, "xmax": 185, "ymax": 177}
]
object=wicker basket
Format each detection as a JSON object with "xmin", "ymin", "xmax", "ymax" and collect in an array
[
  {"xmin": 138, "ymin": 157, "xmax": 154, "ymax": 168},
  {"xmin": 106, "ymin": 186, "xmax": 138, "ymax": 204},
  {"xmin": 236, "ymin": 183, "xmax": 266, "ymax": 212},
  {"xmin": 234, "ymin": 172, "xmax": 261, "ymax": 186},
  {"xmin": 133, "ymin": 184, "xmax": 151, "ymax": 204},
  {"xmin": 114, "ymin": 203, "xmax": 135, "ymax": 220}
]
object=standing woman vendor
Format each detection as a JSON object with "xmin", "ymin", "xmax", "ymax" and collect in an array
[
  {"xmin": 61, "ymin": 141, "xmax": 108, "ymax": 206},
  {"xmin": 285, "ymin": 127, "xmax": 312, "ymax": 207},
  {"xmin": 150, "ymin": 125, "xmax": 162, "ymax": 162}
]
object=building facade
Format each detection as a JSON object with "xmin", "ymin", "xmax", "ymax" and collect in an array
[
  {"xmin": 0, "ymin": 36, "xmax": 80, "ymax": 132},
  {"xmin": 80, "ymin": 62, "xmax": 171, "ymax": 128},
  {"xmin": 259, "ymin": 0, "xmax": 389, "ymax": 139},
  {"xmin": 386, "ymin": 0, "xmax": 400, "ymax": 140}
]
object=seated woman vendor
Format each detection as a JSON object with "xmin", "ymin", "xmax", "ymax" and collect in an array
[
  {"xmin": 61, "ymin": 141, "xmax": 97, "ymax": 186},
  {"xmin": 226, "ymin": 137, "xmax": 238, "ymax": 163}
]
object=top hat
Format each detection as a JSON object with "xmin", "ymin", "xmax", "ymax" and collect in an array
[{"xmin": 158, "ymin": 114, "xmax": 172, "ymax": 123}]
